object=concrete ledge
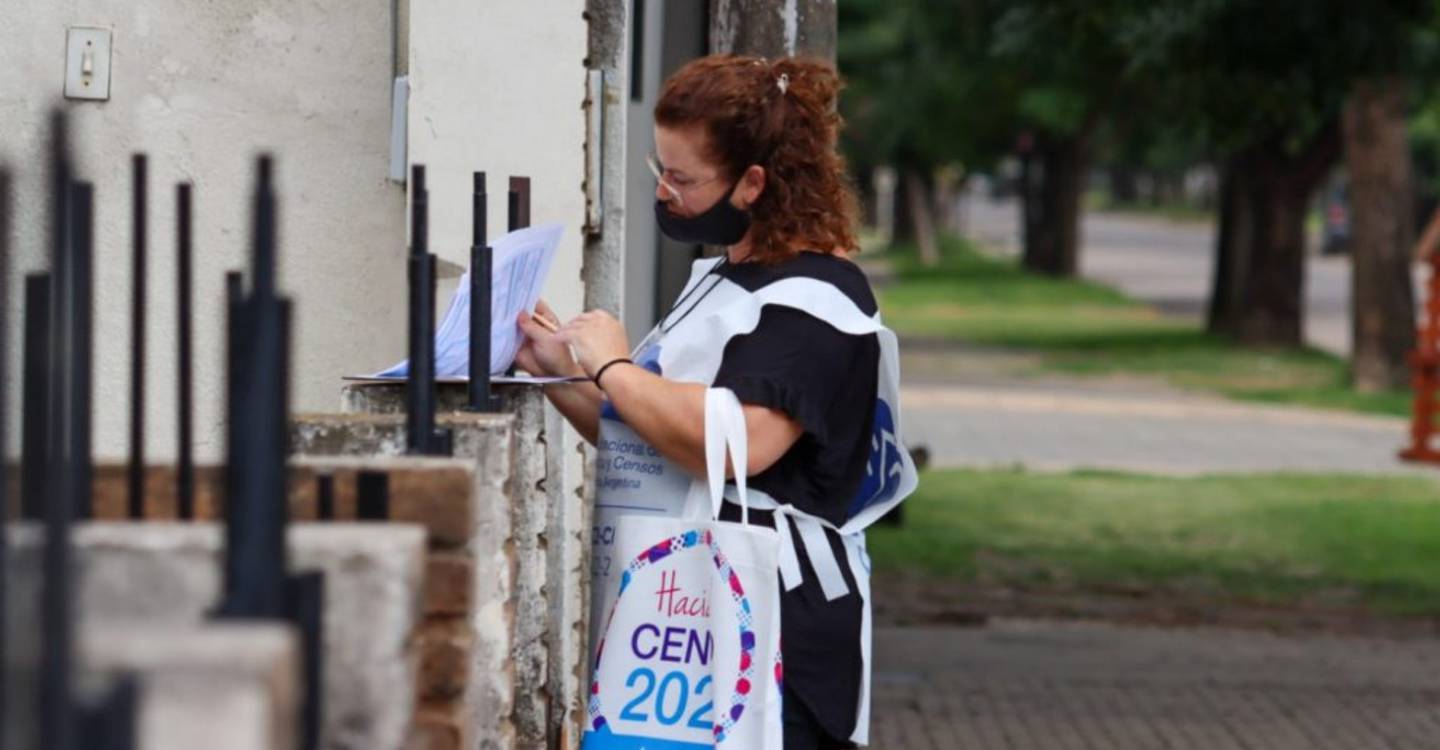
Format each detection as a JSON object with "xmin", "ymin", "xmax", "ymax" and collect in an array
[
  {"xmin": 83, "ymin": 623, "xmax": 299, "ymax": 750},
  {"xmin": 91, "ymin": 456, "xmax": 482, "ymax": 742},
  {"xmin": 8, "ymin": 522, "xmax": 426, "ymax": 750},
  {"xmin": 290, "ymin": 524, "xmax": 426, "ymax": 749}
]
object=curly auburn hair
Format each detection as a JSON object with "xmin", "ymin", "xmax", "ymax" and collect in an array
[{"xmin": 654, "ymin": 55, "xmax": 860, "ymax": 263}]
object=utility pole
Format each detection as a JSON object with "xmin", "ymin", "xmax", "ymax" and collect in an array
[{"xmin": 583, "ymin": 0, "xmax": 629, "ymax": 315}]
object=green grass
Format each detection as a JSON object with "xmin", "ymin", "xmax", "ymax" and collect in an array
[
  {"xmin": 877, "ymin": 236, "xmax": 1412, "ymax": 417},
  {"xmin": 868, "ymin": 468, "xmax": 1440, "ymax": 616}
]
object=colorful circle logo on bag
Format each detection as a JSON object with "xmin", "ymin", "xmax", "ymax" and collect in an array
[{"xmin": 585, "ymin": 528, "xmax": 756, "ymax": 747}]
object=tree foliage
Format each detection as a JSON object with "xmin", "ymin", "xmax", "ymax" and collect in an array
[{"xmin": 840, "ymin": 0, "xmax": 1439, "ymax": 350}]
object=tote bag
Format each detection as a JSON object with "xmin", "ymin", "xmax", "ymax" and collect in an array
[{"xmin": 582, "ymin": 388, "xmax": 784, "ymax": 750}]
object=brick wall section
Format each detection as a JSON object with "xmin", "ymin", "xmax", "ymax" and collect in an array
[
  {"xmin": 288, "ymin": 409, "xmax": 518, "ymax": 750},
  {"xmin": 336, "ymin": 383, "xmax": 573, "ymax": 748},
  {"xmin": 342, "ymin": 382, "xmax": 593, "ymax": 748}
]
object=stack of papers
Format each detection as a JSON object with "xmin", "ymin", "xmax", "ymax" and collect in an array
[{"xmin": 367, "ymin": 223, "xmax": 564, "ymax": 379}]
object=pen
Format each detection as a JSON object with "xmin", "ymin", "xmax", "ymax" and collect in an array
[{"xmin": 531, "ymin": 311, "xmax": 560, "ymax": 334}]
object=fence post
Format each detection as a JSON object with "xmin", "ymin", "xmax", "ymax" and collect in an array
[
  {"xmin": 0, "ymin": 164, "xmax": 11, "ymax": 750},
  {"xmin": 405, "ymin": 165, "xmax": 453, "ymax": 455},
  {"xmin": 128, "ymin": 155, "xmax": 147, "ymax": 519},
  {"xmin": 40, "ymin": 112, "xmax": 78, "ymax": 750},
  {"xmin": 468, "ymin": 171, "xmax": 501, "ymax": 412},
  {"xmin": 213, "ymin": 157, "xmax": 323, "ymax": 750},
  {"xmin": 176, "ymin": 183, "xmax": 195, "ymax": 518},
  {"xmin": 22, "ymin": 273, "xmax": 51, "ymax": 521}
]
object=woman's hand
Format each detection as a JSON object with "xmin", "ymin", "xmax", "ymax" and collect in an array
[
  {"xmin": 515, "ymin": 300, "xmax": 580, "ymax": 377},
  {"xmin": 557, "ymin": 309, "xmax": 631, "ymax": 378}
]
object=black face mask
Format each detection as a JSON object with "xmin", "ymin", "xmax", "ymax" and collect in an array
[{"xmin": 654, "ymin": 179, "xmax": 751, "ymax": 246}]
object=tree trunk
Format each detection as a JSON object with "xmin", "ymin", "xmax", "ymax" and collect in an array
[
  {"xmin": 1146, "ymin": 169, "xmax": 1165, "ymax": 206},
  {"xmin": 892, "ymin": 167, "xmax": 916, "ymax": 243},
  {"xmin": 1167, "ymin": 173, "xmax": 1186, "ymax": 204},
  {"xmin": 872, "ymin": 166, "xmax": 898, "ymax": 247},
  {"xmin": 1022, "ymin": 137, "xmax": 1087, "ymax": 277},
  {"xmin": 1109, "ymin": 166, "xmax": 1139, "ymax": 204},
  {"xmin": 1344, "ymin": 76, "xmax": 1417, "ymax": 391},
  {"xmin": 1215, "ymin": 123, "xmax": 1342, "ymax": 347},
  {"xmin": 1019, "ymin": 150, "xmax": 1038, "ymax": 259},
  {"xmin": 904, "ymin": 169, "xmax": 940, "ymax": 267},
  {"xmin": 934, "ymin": 170, "xmax": 966, "ymax": 235},
  {"xmin": 1208, "ymin": 158, "xmax": 1254, "ymax": 336},
  {"xmin": 1233, "ymin": 164, "xmax": 1311, "ymax": 345}
]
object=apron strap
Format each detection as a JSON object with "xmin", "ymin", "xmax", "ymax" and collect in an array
[
  {"xmin": 841, "ymin": 532, "xmax": 874, "ymax": 746},
  {"xmin": 790, "ymin": 512, "xmax": 851, "ymax": 602},
  {"xmin": 723, "ymin": 485, "xmax": 854, "ymax": 601},
  {"xmin": 774, "ymin": 512, "xmax": 805, "ymax": 593}
]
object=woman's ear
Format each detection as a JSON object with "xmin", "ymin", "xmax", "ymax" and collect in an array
[{"xmin": 736, "ymin": 165, "xmax": 766, "ymax": 209}]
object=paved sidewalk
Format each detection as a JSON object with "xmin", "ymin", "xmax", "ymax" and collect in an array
[
  {"xmin": 868, "ymin": 621, "xmax": 1440, "ymax": 749},
  {"xmin": 896, "ymin": 339, "xmax": 1426, "ymax": 476}
]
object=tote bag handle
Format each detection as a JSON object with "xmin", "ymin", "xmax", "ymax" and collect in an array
[{"xmin": 704, "ymin": 387, "xmax": 751, "ymax": 525}]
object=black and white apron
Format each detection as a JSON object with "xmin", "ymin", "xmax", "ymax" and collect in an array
[{"xmin": 591, "ymin": 256, "xmax": 919, "ymax": 745}]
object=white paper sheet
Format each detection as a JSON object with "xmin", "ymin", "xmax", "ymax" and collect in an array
[{"xmin": 370, "ymin": 222, "xmax": 564, "ymax": 378}]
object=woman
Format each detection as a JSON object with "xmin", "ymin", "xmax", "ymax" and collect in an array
[{"xmin": 515, "ymin": 55, "xmax": 915, "ymax": 749}]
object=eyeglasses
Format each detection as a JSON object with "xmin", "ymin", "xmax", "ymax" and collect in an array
[{"xmin": 646, "ymin": 153, "xmax": 722, "ymax": 209}]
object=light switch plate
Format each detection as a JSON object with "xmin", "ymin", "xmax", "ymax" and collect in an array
[{"xmin": 64, "ymin": 27, "xmax": 112, "ymax": 101}]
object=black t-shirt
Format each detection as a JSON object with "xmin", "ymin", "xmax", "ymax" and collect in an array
[{"xmin": 709, "ymin": 251, "xmax": 878, "ymax": 742}]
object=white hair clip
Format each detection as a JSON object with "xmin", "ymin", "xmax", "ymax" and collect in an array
[{"xmin": 777, "ymin": 73, "xmax": 790, "ymax": 95}]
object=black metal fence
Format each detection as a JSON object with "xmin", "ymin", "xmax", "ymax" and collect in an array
[
  {"xmin": 1, "ymin": 113, "xmax": 321, "ymax": 750},
  {"xmin": 2, "ymin": 109, "xmax": 531, "ymax": 750}
]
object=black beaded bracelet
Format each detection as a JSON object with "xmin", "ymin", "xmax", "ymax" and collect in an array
[{"xmin": 593, "ymin": 358, "xmax": 634, "ymax": 389}]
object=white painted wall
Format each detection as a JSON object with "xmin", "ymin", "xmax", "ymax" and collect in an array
[
  {"xmin": 407, "ymin": 0, "xmax": 589, "ymax": 325},
  {"xmin": 1, "ymin": 0, "xmax": 406, "ymax": 462},
  {"xmin": 1, "ymin": 0, "xmax": 596, "ymax": 465}
]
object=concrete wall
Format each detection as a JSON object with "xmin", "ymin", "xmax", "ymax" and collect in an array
[
  {"xmin": 84, "ymin": 623, "xmax": 301, "ymax": 750},
  {"xmin": 1, "ymin": 0, "xmax": 599, "ymax": 467},
  {"xmin": 6, "ymin": 522, "xmax": 427, "ymax": 750},
  {"xmin": 0, "ymin": 0, "xmax": 407, "ymax": 463},
  {"xmin": 406, "ymin": 0, "xmax": 589, "ymax": 323}
]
